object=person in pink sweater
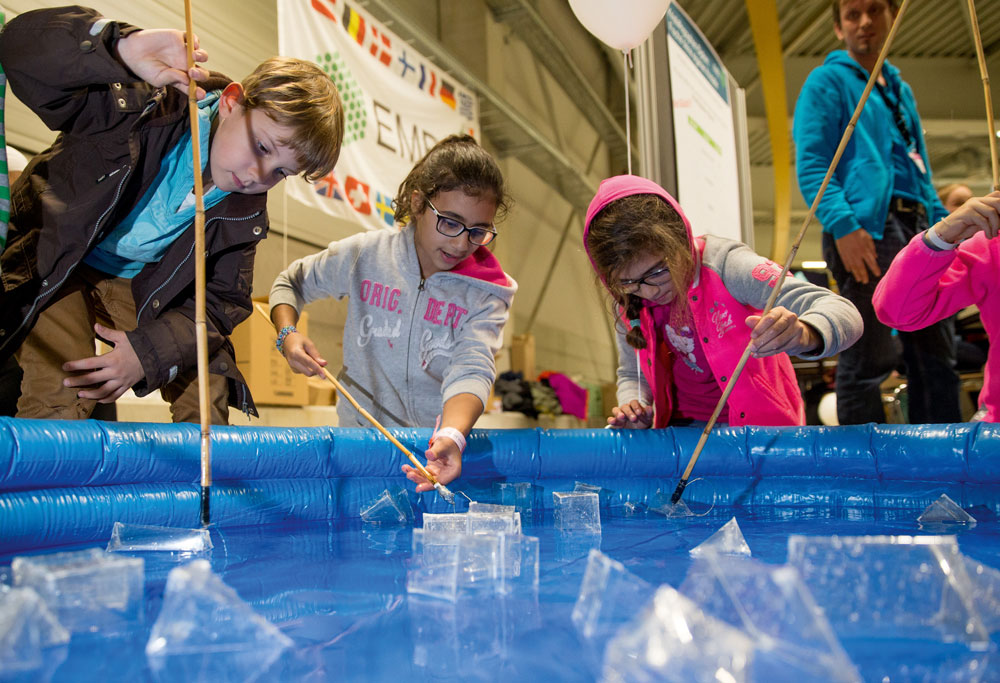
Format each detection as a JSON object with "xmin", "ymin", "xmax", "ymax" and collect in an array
[{"xmin": 874, "ymin": 190, "xmax": 1000, "ymax": 421}]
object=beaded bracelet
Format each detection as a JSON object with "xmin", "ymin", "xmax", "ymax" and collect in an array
[{"xmin": 275, "ymin": 325, "xmax": 297, "ymax": 354}]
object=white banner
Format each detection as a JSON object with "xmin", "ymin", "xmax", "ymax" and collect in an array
[{"xmin": 277, "ymin": 0, "xmax": 480, "ymax": 232}]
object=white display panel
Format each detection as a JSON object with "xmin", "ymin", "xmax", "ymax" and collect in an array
[{"xmin": 666, "ymin": 4, "xmax": 742, "ymax": 242}]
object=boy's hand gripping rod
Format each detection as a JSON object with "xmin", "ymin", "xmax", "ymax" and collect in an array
[
  {"xmin": 670, "ymin": 0, "xmax": 911, "ymax": 505},
  {"xmin": 253, "ymin": 304, "xmax": 459, "ymax": 504}
]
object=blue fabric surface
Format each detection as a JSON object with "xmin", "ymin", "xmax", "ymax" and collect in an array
[{"xmin": 3, "ymin": 417, "xmax": 1000, "ymax": 553}]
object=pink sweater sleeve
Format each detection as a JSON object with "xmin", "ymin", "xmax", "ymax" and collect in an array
[{"xmin": 873, "ymin": 231, "xmax": 995, "ymax": 331}]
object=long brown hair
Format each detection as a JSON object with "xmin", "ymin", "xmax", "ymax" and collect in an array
[
  {"xmin": 393, "ymin": 134, "xmax": 509, "ymax": 226},
  {"xmin": 586, "ymin": 194, "xmax": 694, "ymax": 349}
]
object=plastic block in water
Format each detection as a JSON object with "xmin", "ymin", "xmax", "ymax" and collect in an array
[
  {"xmin": 553, "ymin": 491, "xmax": 601, "ymax": 532},
  {"xmin": 494, "ymin": 481, "xmax": 534, "ymax": 514},
  {"xmin": 107, "ymin": 522, "xmax": 213, "ymax": 554},
  {"xmin": 572, "ymin": 549, "xmax": 655, "ymax": 642},
  {"xmin": 963, "ymin": 556, "xmax": 1000, "ymax": 633},
  {"xmin": 146, "ymin": 559, "xmax": 293, "ymax": 682},
  {"xmin": 651, "ymin": 489, "xmax": 694, "ymax": 518},
  {"xmin": 917, "ymin": 494, "xmax": 976, "ymax": 525},
  {"xmin": 681, "ymin": 554, "xmax": 859, "ymax": 682},
  {"xmin": 498, "ymin": 534, "xmax": 540, "ymax": 595},
  {"xmin": 0, "ymin": 587, "xmax": 70, "ymax": 673},
  {"xmin": 360, "ymin": 487, "xmax": 414, "ymax": 526},
  {"xmin": 689, "ymin": 517, "xmax": 752, "ymax": 558},
  {"xmin": 786, "ymin": 535, "xmax": 990, "ymax": 646},
  {"xmin": 574, "ymin": 481, "xmax": 613, "ymax": 509},
  {"xmin": 12, "ymin": 548, "xmax": 143, "ymax": 635},
  {"xmin": 602, "ymin": 584, "xmax": 754, "ymax": 682},
  {"xmin": 407, "ymin": 539, "xmax": 461, "ymax": 602},
  {"xmin": 468, "ymin": 503, "xmax": 521, "ymax": 535},
  {"xmin": 623, "ymin": 500, "xmax": 648, "ymax": 516},
  {"xmin": 422, "ymin": 512, "xmax": 469, "ymax": 536}
]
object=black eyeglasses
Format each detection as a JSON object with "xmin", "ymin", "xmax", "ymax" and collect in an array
[
  {"xmin": 426, "ymin": 198, "xmax": 498, "ymax": 246},
  {"xmin": 617, "ymin": 264, "xmax": 671, "ymax": 293}
]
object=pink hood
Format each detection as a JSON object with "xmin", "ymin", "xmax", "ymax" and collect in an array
[{"xmin": 582, "ymin": 174, "xmax": 699, "ymax": 287}]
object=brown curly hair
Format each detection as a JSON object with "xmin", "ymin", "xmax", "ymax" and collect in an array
[
  {"xmin": 393, "ymin": 134, "xmax": 509, "ymax": 226},
  {"xmin": 586, "ymin": 193, "xmax": 694, "ymax": 350}
]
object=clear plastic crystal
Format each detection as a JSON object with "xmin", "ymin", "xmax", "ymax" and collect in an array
[
  {"xmin": 146, "ymin": 560, "xmax": 293, "ymax": 682},
  {"xmin": 689, "ymin": 517, "xmax": 752, "ymax": 558},
  {"xmin": 12, "ymin": 548, "xmax": 143, "ymax": 635},
  {"xmin": 917, "ymin": 494, "xmax": 976, "ymax": 525},
  {"xmin": 107, "ymin": 522, "xmax": 213, "ymax": 554}
]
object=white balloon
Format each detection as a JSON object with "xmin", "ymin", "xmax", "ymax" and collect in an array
[
  {"xmin": 568, "ymin": 0, "xmax": 671, "ymax": 51},
  {"xmin": 818, "ymin": 392, "xmax": 839, "ymax": 426}
]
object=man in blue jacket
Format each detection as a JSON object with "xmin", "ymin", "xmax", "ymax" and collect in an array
[{"xmin": 793, "ymin": 0, "xmax": 959, "ymax": 425}]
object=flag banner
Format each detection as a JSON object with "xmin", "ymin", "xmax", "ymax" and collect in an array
[{"xmin": 278, "ymin": 0, "xmax": 480, "ymax": 233}]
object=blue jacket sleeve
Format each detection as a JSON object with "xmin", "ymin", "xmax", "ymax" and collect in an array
[{"xmin": 793, "ymin": 69, "xmax": 863, "ymax": 240}]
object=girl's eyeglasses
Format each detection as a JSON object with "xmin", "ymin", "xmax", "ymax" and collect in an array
[
  {"xmin": 617, "ymin": 264, "xmax": 671, "ymax": 294},
  {"xmin": 426, "ymin": 198, "xmax": 498, "ymax": 246}
]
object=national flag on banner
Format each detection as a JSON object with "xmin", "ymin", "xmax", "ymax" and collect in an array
[
  {"xmin": 342, "ymin": 5, "xmax": 365, "ymax": 45},
  {"xmin": 374, "ymin": 191, "xmax": 395, "ymax": 227},
  {"xmin": 439, "ymin": 80, "xmax": 456, "ymax": 110},
  {"xmin": 345, "ymin": 176, "xmax": 371, "ymax": 215},
  {"xmin": 279, "ymin": 0, "xmax": 480, "ymax": 235},
  {"xmin": 314, "ymin": 171, "xmax": 343, "ymax": 200}
]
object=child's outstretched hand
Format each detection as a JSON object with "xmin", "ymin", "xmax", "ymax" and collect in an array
[
  {"xmin": 62, "ymin": 323, "xmax": 144, "ymax": 403},
  {"xmin": 402, "ymin": 438, "xmax": 463, "ymax": 493},
  {"xmin": 746, "ymin": 306, "xmax": 820, "ymax": 358},
  {"xmin": 931, "ymin": 191, "xmax": 1000, "ymax": 244},
  {"xmin": 116, "ymin": 29, "xmax": 210, "ymax": 99},
  {"xmin": 280, "ymin": 331, "xmax": 328, "ymax": 377},
  {"xmin": 608, "ymin": 400, "xmax": 654, "ymax": 428}
]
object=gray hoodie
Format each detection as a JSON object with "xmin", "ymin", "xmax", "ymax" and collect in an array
[{"xmin": 270, "ymin": 226, "xmax": 517, "ymax": 428}]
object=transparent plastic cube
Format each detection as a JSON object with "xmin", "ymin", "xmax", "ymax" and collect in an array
[
  {"xmin": 493, "ymin": 481, "xmax": 535, "ymax": 515},
  {"xmin": 786, "ymin": 534, "xmax": 989, "ymax": 646},
  {"xmin": 107, "ymin": 522, "xmax": 213, "ymax": 554},
  {"xmin": 12, "ymin": 548, "xmax": 143, "ymax": 635},
  {"xmin": 553, "ymin": 491, "xmax": 601, "ymax": 532},
  {"xmin": 422, "ymin": 513, "xmax": 469, "ymax": 537}
]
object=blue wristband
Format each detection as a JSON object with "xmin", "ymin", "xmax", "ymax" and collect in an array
[{"xmin": 275, "ymin": 325, "xmax": 297, "ymax": 354}]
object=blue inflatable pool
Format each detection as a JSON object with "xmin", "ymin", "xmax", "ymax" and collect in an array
[{"xmin": 1, "ymin": 418, "xmax": 998, "ymax": 681}]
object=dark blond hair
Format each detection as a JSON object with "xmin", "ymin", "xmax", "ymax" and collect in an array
[
  {"xmin": 241, "ymin": 57, "xmax": 344, "ymax": 182},
  {"xmin": 586, "ymin": 194, "xmax": 694, "ymax": 350},
  {"xmin": 393, "ymin": 134, "xmax": 509, "ymax": 226}
]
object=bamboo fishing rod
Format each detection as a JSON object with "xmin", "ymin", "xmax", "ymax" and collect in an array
[
  {"xmin": 183, "ymin": 0, "xmax": 212, "ymax": 526},
  {"xmin": 966, "ymin": 0, "xmax": 999, "ymax": 190},
  {"xmin": 670, "ymin": 0, "xmax": 912, "ymax": 504}
]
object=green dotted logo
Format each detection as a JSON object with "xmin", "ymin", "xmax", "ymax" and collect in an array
[{"xmin": 318, "ymin": 52, "xmax": 366, "ymax": 145}]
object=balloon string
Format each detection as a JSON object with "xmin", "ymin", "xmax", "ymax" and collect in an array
[{"xmin": 623, "ymin": 48, "xmax": 632, "ymax": 175}]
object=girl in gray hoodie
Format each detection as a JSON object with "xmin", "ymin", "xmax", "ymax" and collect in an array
[{"xmin": 269, "ymin": 135, "xmax": 517, "ymax": 493}]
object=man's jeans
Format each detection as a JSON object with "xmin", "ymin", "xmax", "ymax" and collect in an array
[{"xmin": 823, "ymin": 206, "xmax": 961, "ymax": 424}]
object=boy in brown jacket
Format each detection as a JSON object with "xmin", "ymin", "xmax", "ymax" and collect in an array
[{"xmin": 0, "ymin": 6, "xmax": 344, "ymax": 422}]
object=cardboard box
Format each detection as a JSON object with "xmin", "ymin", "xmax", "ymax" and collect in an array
[
  {"xmin": 511, "ymin": 333, "xmax": 536, "ymax": 380},
  {"xmin": 230, "ymin": 301, "xmax": 309, "ymax": 406}
]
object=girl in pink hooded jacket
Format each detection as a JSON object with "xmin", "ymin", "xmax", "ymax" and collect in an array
[
  {"xmin": 874, "ymin": 191, "xmax": 1000, "ymax": 421},
  {"xmin": 584, "ymin": 175, "xmax": 863, "ymax": 428}
]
